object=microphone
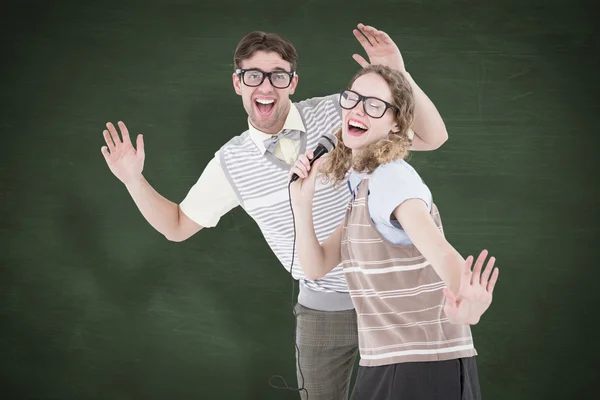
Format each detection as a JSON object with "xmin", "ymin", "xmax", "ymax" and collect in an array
[{"xmin": 290, "ymin": 133, "xmax": 337, "ymax": 183}]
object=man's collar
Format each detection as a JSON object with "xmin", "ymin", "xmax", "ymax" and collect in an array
[{"xmin": 248, "ymin": 101, "xmax": 306, "ymax": 154}]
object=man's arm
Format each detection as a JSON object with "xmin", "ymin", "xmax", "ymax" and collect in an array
[
  {"xmin": 101, "ymin": 121, "xmax": 238, "ymax": 242},
  {"xmin": 124, "ymin": 176, "xmax": 203, "ymax": 242},
  {"xmin": 177, "ymin": 156, "xmax": 239, "ymax": 239},
  {"xmin": 351, "ymin": 23, "xmax": 448, "ymax": 150},
  {"xmin": 403, "ymin": 71, "xmax": 448, "ymax": 151}
]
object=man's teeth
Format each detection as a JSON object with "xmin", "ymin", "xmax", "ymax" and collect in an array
[
  {"xmin": 256, "ymin": 99, "xmax": 275, "ymax": 105},
  {"xmin": 349, "ymin": 120, "xmax": 368, "ymax": 130}
]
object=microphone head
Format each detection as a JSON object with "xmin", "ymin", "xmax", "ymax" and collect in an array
[{"xmin": 318, "ymin": 132, "xmax": 337, "ymax": 153}]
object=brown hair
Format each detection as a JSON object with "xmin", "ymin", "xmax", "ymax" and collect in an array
[
  {"xmin": 320, "ymin": 65, "xmax": 415, "ymax": 187},
  {"xmin": 233, "ymin": 31, "xmax": 298, "ymax": 72}
]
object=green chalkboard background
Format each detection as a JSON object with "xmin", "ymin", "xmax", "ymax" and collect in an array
[{"xmin": 1, "ymin": 0, "xmax": 598, "ymax": 398}]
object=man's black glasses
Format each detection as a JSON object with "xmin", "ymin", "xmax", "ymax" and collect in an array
[{"xmin": 236, "ymin": 68, "xmax": 296, "ymax": 89}]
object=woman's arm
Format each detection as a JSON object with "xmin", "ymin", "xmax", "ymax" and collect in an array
[
  {"xmin": 393, "ymin": 199, "xmax": 463, "ymax": 295},
  {"xmin": 394, "ymin": 199, "xmax": 465, "ymax": 294},
  {"xmin": 289, "ymin": 152, "xmax": 344, "ymax": 280},
  {"xmin": 294, "ymin": 217, "xmax": 344, "ymax": 280},
  {"xmin": 393, "ymin": 199, "xmax": 499, "ymax": 324}
]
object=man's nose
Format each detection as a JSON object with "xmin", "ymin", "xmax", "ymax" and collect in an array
[{"xmin": 258, "ymin": 75, "xmax": 275, "ymax": 90}]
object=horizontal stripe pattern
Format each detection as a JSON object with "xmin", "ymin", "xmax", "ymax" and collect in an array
[
  {"xmin": 220, "ymin": 95, "xmax": 351, "ymax": 293},
  {"xmin": 340, "ymin": 175, "xmax": 477, "ymax": 366}
]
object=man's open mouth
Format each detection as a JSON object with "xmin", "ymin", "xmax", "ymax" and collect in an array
[{"xmin": 255, "ymin": 98, "xmax": 275, "ymax": 115}]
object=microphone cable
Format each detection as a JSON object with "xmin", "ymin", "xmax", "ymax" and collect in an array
[{"xmin": 267, "ymin": 181, "xmax": 309, "ymax": 399}]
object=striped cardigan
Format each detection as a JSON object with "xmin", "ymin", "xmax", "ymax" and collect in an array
[{"xmin": 341, "ymin": 175, "xmax": 477, "ymax": 367}]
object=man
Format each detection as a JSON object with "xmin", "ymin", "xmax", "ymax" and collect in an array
[{"xmin": 101, "ymin": 23, "xmax": 448, "ymax": 400}]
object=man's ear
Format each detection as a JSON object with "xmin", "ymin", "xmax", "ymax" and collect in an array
[
  {"xmin": 289, "ymin": 74, "xmax": 299, "ymax": 95},
  {"xmin": 233, "ymin": 72, "xmax": 242, "ymax": 95}
]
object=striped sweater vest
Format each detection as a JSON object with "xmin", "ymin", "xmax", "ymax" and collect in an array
[
  {"xmin": 341, "ymin": 175, "xmax": 478, "ymax": 367},
  {"xmin": 219, "ymin": 95, "xmax": 353, "ymax": 298}
]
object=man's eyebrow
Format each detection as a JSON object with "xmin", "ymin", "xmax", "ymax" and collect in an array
[{"xmin": 244, "ymin": 67, "xmax": 290, "ymax": 73}]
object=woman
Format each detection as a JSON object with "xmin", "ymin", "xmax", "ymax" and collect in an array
[{"xmin": 288, "ymin": 64, "xmax": 499, "ymax": 399}]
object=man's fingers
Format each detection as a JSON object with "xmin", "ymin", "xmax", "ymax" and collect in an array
[
  {"xmin": 352, "ymin": 54, "xmax": 370, "ymax": 68},
  {"xmin": 106, "ymin": 122, "xmax": 121, "ymax": 148},
  {"xmin": 136, "ymin": 134, "xmax": 144, "ymax": 158},
  {"xmin": 470, "ymin": 250, "xmax": 488, "ymax": 285},
  {"xmin": 376, "ymin": 29, "xmax": 393, "ymax": 44},
  {"xmin": 362, "ymin": 25, "xmax": 380, "ymax": 44},
  {"xmin": 370, "ymin": 28, "xmax": 387, "ymax": 45},
  {"xmin": 103, "ymin": 130, "xmax": 115, "ymax": 151},
  {"xmin": 118, "ymin": 121, "xmax": 131, "ymax": 144},
  {"xmin": 353, "ymin": 28, "xmax": 372, "ymax": 49},
  {"xmin": 101, "ymin": 146, "xmax": 110, "ymax": 160},
  {"xmin": 357, "ymin": 23, "xmax": 378, "ymax": 44}
]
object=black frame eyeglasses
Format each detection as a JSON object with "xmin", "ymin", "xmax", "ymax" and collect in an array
[
  {"xmin": 235, "ymin": 68, "xmax": 296, "ymax": 89},
  {"xmin": 339, "ymin": 89, "xmax": 399, "ymax": 119}
]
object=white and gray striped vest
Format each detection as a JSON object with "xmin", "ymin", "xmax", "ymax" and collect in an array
[{"xmin": 219, "ymin": 95, "xmax": 354, "ymax": 310}]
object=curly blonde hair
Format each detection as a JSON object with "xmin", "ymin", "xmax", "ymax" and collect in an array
[{"xmin": 320, "ymin": 65, "xmax": 415, "ymax": 187}]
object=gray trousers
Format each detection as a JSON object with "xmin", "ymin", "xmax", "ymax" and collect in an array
[{"xmin": 294, "ymin": 303, "xmax": 359, "ymax": 400}]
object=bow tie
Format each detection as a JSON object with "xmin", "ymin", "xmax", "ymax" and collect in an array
[{"xmin": 263, "ymin": 129, "xmax": 302, "ymax": 154}]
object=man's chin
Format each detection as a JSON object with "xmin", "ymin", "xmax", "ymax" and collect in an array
[{"xmin": 250, "ymin": 114, "xmax": 279, "ymax": 133}]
